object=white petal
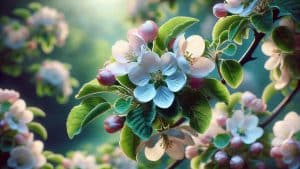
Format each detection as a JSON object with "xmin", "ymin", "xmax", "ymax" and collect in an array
[
  {"xmin": 225, "ymin": 4, "xmax": 244, "ymax": 14},
  {"xmin": 133, "ymin": 84, "xmax": 156, "ymax": 103},
  {"xmin": 166, "ymin": 140, "xmax": 185, "ymax": 160},
  {"xmin": 185, "ymin": 35, "xmax": 205, "ymax": 58},
  {"xmin": 173, "ymin": 34, "xmax": 186, "ymax": 56},
  {"xmin": 106, "ymin": 62, "xmax": 137, "ymax": 76},
  {"xmin": 240, "ymin": 0, "xmax": 259, "ymax": 16},
  {"xmin": 127, "ymin": 31, "xmax": 146, "ymax": 56},
  {"xmin": 242, "ymin": 115, "xmax": 259, "ymax": 130},
  {"xmin": 19, "ymin": 110, "xmax": 33, "ymax": 123},
  {"xmin": 264, "ymin": 56, "xmax": 281, "ymax": 70},
  {"xmin": 161, "ymin": 52, "xmax": 177, "ymax": 76},
  {"xmin": 31, "ymin": 141, "xmax": 44, "ymax": 153},
  {"xmin": 227, "ymin": 110, "xmax": 244, "ymax": 132},
  {"xmin": 273, "ymin": 121, "xmax": 292, "ymax": 141},
  {"xmin": 112, "ymin": 40, "xmax": 131, "ymax": 63},
  {"xmin": 138, "ymin": 51, "xmax": 160, "ymax": 73},
  {"xmin": 144, "ymin": 138, "xmax": 165, "ymax": 161},
  {"xmin": 261, "ymin": 40, "xmax": 277, "ymax": 57},
  {"xmin": 165, "ymin": 129, "xmax": 185, "ymax": 139},
  {"xmin": 190, "ymin": 57, "xmax": 215, "ymax": 78},
  {"xmin": 177, "ymin": 55, "xmax": 191, "ymax": 74},
  {"xmin": 153, "ymin": 86, "xmax": 175, "ymax": 109},
  {"xmin": 284, "ymin": 112, "xmax": 300, "ymax": 131},
  {"xmin": 243, "ymin": 127, "xmax": 263, "ymax": 144},
  {"xmin": 165, "ymin": 71, "xmax": 187, "ymax": 92},
  {"xmin": 128, "ymin": 66, "xmax": 150, "ymax": 86},
  {"xmin": 274, "ymin": 67, "xmax": 290, "ymax": 90},
  {"xmin": 10, "ymin": 99, "xmax": 26, "ymax": 115}
]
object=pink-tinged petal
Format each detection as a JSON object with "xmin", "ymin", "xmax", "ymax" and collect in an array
[
  {"xmin": 273, "ymin": 121, "xmax": 292, "ymax": 141},
  {"xmin": 185, "ymin": 35, "xmax": 205, "ymax": 58},
  {"xmin": 190, "ymin": 57, "xmax": 215, "ymax": 78},
  {"xmin": 112, "ymin": 40, "xmax": 131, "ymax": 63},
  {"xmin": 274, "ymin": 67, "xmax": 290, "ymax": 90},
  {"xmin": 10, "ymin": 99, "xmax": 26, "ymax": 115},
  {"xmin": 166, "ymin": 140, "xmax": 185, "ymax": 160},
  {"xmin": 106, "ymin": 62, "xmax": 137, "ymax": 76},
  {"xmin": 261, "ymin": 41, "xmax": 277, "ymax": 57},
  {"xmin": 144, "ymin": 138, "xmax": 165, "ymax": 161},
  {"xmin": 173, "ymin": 34, "xmax": 186, "ymax": 56},
  {"xmin": 127, "ymin": 30, "xmax": 146, "ymax": 56},
  {"xmin": 138, "ymin": 51, "xmax": 160, "ymax": 73},
  {"xmin": 128, "ymin": 66, "xmax": 150, "ymax": 86},
  {"xmin": 284, "ymin": 112, "xmax": 300, "ymax": 131},
  {"xmin": 264, "ymin": 56, "xmax": 281, "ymax": 70},
  {"xmin": 19, "ymin": 110, "xmax": 33, "ymax": 124}
]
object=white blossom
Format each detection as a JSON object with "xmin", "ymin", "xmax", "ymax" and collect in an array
[{"xmin": 3, "ymin": 24, "xmax": 29, "ymax": 49}]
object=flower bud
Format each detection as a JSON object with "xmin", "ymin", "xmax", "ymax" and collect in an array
[
  {"xmin": 280, "ymin": 139, "xmax": 300, "ymax": 157},
  {"xmin": 189, "ymin": 77, "xmax": 205, "ymax": 89},
  {"xmin": 213, "ymin": 3, "xmax": 228, "ymax": 18},
  {"xmin": 15, "ymin": 133, "xmax": 33, "ymax": 145},
  {"xmin": 138, "ymin": 20, "xmax": 158, "ymax": 43},
  {"xmin": 104, "ymin": 115, "xmax": 125, "ymax": 133},
  {"xmin": 185, "ymin": 146, "xmax": 199, "ymax": 159},
  {"xmin": 214, "ymin": 151, "xmax": 228, "ymax": 165},
  {"xmin": 241, "ymin": 91, "xmax": 256, "ymax": 107},
  {"xmin": 216, "ymin": 115, "xmax": 227, "ymax": 127},
  {"xmin": 230, "ymin": 155, "xmax": 244, "ymax": 169},
  {"xmin": 230, "ymin": 136, "xmax": 243, "ymax": 149},
  {"xmin": 62, "ymin": 158, "xmax": 72, "ymax": 168},
  {"xmin": 250, "ymin": 142, "xmax": 264, "ymax": 155},
  {"xmin": 250, "ymin": 99, "xmax": 267, "ymax": 112},
  {"xmin": 270, "ymin": 146, "xmax": 283, "ymax": 159},
  {"xmin": 97, "ymin": 69, "xmax": 116, "ymax": 86}
]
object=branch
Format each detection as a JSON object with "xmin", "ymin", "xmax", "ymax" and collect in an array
[
  {"xmin": 260, "ymin": 81, "xmax": 300, "ymax": 128},
  {"xmin": 167, "ymin": 159, "xmax": 184, "ymax": 169}
]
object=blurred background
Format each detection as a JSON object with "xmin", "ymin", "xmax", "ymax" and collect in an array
[{"xmin": 0, "ymin": 0, "xmax": 299, "ymax": 155}]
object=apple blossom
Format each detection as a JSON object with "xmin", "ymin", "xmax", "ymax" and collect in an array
[
  {"xmin": 213, "ymin": 3, "xmax": 228, "ymax": 18},
  {"xmin": 225, "ymin": 0, "xmax": 259, "ymax": 16},
  {"xmin": 15, "ymin": 132, "xmax": 34, "ymax": 145},
  {"xmin": 0, "ymin": 88, "xmax": 20, "ymax": 103},
  {"xmin": 270, "ymin": 146, "xmax": 283, "ymax": 159},
  {"xmin": 249, "ymin": 99, "xmax": 267, "ymax": 112},
  {"xmin": 56, "ymin": 20, "xmax": 69, "ymax": 46},
  {"xmin": 173, "ymin": 34, "xmax": 215, "ymax": 78},
  {"xmin": 230, "ymin": 155, "xmax": 245, "ymax": 169},
  {"xmin": 185, "ymin": 145, "xmax": 199, "ymax": 159},
  {"xmin": 280, "ymin": 139, "xmax": 300, "ymax": 169},
  {"xmin": 226, "ymin": 110, "xmax": 263, "ymax": 144},
  {"xmin": 27, "ymin": 6, "xmax": 64, "ymax": 28},
  {"xmin": 138, "ymin": 20, "xmax": 158, "ymax": 42},
  {"xmin": 7, "ymin": 146, "xmax": 36, "ymax": 169},
  {"xmin": 68, "ymin": 151, "xmax": 98, "ymax": 169},
  {"xmin": 97, "ymin": 69, "xmax": 116, "ymax": 86},
  {"xmin": 2, "ymin": 24, "xmax": 29, "ymax": 49},
  {"xmin": 241, "ymin": 91, "xmax": 256, "ymax": 107}
]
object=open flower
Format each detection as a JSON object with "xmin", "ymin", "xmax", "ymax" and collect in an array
[
  {"xmin": 0, "ymin": 88, "xmax": 20, "ymax": 103},
  {"xmin": 3, "ymin": 24, "xmax": 29, "ymax": 49},
  {"xmin": 106, "ymin": 30, "xmax": 146, "ymax": 76},
  {"xmin": 226, "ymin": 110, "xmax": 263, "ymax": 144},
  {"xmin": 141, "ymin": 128, "xmax": 194, "ymax": 161},
  {"xmin": 279, "ymin": 139, "xmax": 300, "ymax": 169},
  {"xmin": 69, "ymin": 151, "xmax": 98, "ymax": 169},
  {"xmin": 225, "ymin": 0, "xmax": 259, "ymax": 16},
  {"xmin": 27, "ymin": 6, "xmax": 64, "ymax": 28},
  {"xmin": 56, "ymin": 20, "xmax": 69, "ymax": 46},
  {"xmin": 173, "ymin": 35, "xmax": 215, "ymax": 78},
  {"xmin": 272, "ymin": 112, "xmax": 300, "ymax": 146},
  {"xmin": 129, "ymin": 52, "xmax": 186, "ymax": 108}
]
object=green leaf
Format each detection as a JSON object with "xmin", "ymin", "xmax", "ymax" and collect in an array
[
  {"xmin": 126, "ymin": 105, "xmax": 156, "ymax": 140},
  {"xmin": 272, "ymin": 26, "xmax": 295, "ymax": 52},
  {"xmin": 285, "ymin": 54, "xmax": 300, "ymax": 79},
  {"xmin": 13, "ymin": 8, "xmax": 31, "ymax": 19},
  {"xmin": 234, "ymin": 27, "xmax": 250, "ymax": 45},
  {"xmin": 119, "ymin": 125, "xmax": 141, "ymax": 160},
  {"xmin": 227, "ymin": 92, "xmax": 242, "ymax": 114},
  {"xmin": 28, "ymin": 2, "xmax": 42, "ymax": 11},
  {"xmin": 262, "ymin": 83, "xmax": 277, "ymax": 103},
  {"xmin": 114, "ymin": 97, "xmax": 133, "ymax": 114},
  {"xmin": 223, "ymin": 43, "xmax": 237, "ymax": 56},
  {"xmin": 201, "ymin": 145, "xmax": 218, "ymax": 163},
  {"xmin": 202, "ymin": 78, "xmax": 230, "ymax": 104},
  {"xmin": 188, "ymin": 93, "xmax": 212, "ymax": 133},
  {"xmin": 0, "ymin": 102, "xmax": 11, "ymax": 114},
  {"xmin": 28, "ymin": 122, "xmax": 48, "ymax": 140},
  {"xmin": 116, "ymin": 75, "xmax": 135, "ymax": 89},
  {"xmin": 220, "ymin": 60, "xmax": 243, "ymax": 89},
  {"xmin": 66, "ymin": 101, "xmax": 111, "ymax": 139},
  {"xmin": 41, "ymin": 163, "xmax": 54, "ymax": 169},
  {"xmin": 250, "ymin": 9, "xmax": 273, "ymax": 33},
  {"xmin": 191, "ymin": 156, "xmax": 201, "ymax": 169},
  {"xmin": 217, "ymin": 30, "xmax": 229, "ymax": 45},
  {"xmin": 213, "ymin": 133, "xmax": 231, "ymax": 149},
  {"xmin": 293, "ymin": 131, "xmax": 300, "ymax": 141},
  {"xmin": 153, "ymin": 16, "xmax": 199, "ymax": 54},
  {"xmin": 46, "ymin": 154, "xmax": 64, "ymax": 164},
  {"xmin": 27, "ymin": 107, "xmax": 46, "ymax": 117},
  {"xmin": 270, "ymin": 0, "xmax": 300, "ymax": 22},
  {"xmin": 212, "ymin": 15, "xmax": 242, "ymax": 42},
  {"xmin": 75, "ymin": 79, "xmax": 108, "ymax": 99}
]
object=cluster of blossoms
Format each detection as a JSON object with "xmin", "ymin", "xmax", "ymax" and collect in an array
[
  {"xmin": 0, "ymin": 89, "xmax": 46, "ymax": 169},
  {"xmin": 36, "ymin": 60, "xmax": 77, "ymax": 101},
  {"xmin": 2, "ymin": 23, "xmax": 30, "ymax": 50},
  {"xmin": 185, "ymin": 91, "xmax": 269, "ymax": 169},
  {"xmin": 62, "ymin": 151, "xmax": 98, "ymax": 169}
]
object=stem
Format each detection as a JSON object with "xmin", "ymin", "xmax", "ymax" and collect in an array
[
  {"xmin": 170, "ymin": 118, "xmax": 186, "ymax": 128},
  {"xmin": 260, "ymin": 81, "xmax": 300, "ymax": 128},
  {"xmin": 167, "ymin": 159, "xmax": 184, "ymax": 169}
]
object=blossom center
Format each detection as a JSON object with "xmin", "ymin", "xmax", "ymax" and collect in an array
[{"xmin": 184, "ymin": 51, "xmax": 196, "ymax": 65}]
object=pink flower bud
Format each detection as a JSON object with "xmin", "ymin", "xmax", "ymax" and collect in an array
[
  {"xmin": 256, "ymin": 161, "xmax": 267, "ymax": 169},
  {"xmin": 97, "ymin": 69, "xmax": 116, "ymax": 86},
  {"xmin": 62, "ymin": 159, "xmax": 72, "ymax": 169},
  {"xmin": 270, "ymin": 146, "xmax": 283, "ymax": 159},
  {"xmin": 214, "ymin": 151, "xmax": 228, "ymax": 165},
  {"xmin": 250, "ymin": 99, "xmax": 267, "ymax": 112},
  {"xmin": 104, "ymin": 115, "xmax": 125, "ymax": 133},
  {"xmin": 15, "ymin": 133, "xmax": 33, "ymax": 145},
  {"xmin": 230, "ymin": 136, "xmax": 243, "ymax": 149},
  {"xmin": 213, "ymin": 3, "xmax": 228, "ymax": 18},
  {"xmin": 189, "ymin": 77, "xmax": 205, "ymax": 89},
  {"xmin": 230, "ymin": 155, "xmax": 245, "ymax": 169},
  {"xmin": 216, "ymin": 115, "xmax": 227, "ymax": 127},
  {"xmin": 138, "ymin": 20, "xmax": 158, "ymax": 43},
  {"xmin": 101, "ymin": 154, "xmax": 111, "ymax": 163},
  {"xmin": 201, "ymin": 135, "xmax": 213, "ymax": 144},
  {"xmin": 250, "ymin": 142, "xmax": 264, "ymax": 155},
  {"xmin": 185, "ymin": 146, "xmax": 199, "ymax": 159},
  {"xmin": 241, "ymin": 91, "xmax": 256, "ymax": 107}
]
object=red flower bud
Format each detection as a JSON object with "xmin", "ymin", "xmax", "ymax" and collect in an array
[
  {"xmin": 230, "ymin": 136, "xmax": 243, "ymax": 149},
  {"xmin": 250, "ymin": 142, "xmax": 264, "ymax": 155},
  {"xmin": 97, "ymin": 69, "xmax": 116, "ymax": 86},
  {"xmin": 138, "ymin": 20, "xmax": 158, "ymax": 43},
  {"xmin": 104, "ymin": 115, "xmax": 125, "ymax": 133},
  {"xmin": 213, "ymin": 3, "xmax": 228, "ymax": 18},
  {"xmin": 230, "ymin": 155, "xmax": 245, "ymax": 169},
  {"xmin": 214, "ymin": 151, "xmax": 228, "ymax": 165}
]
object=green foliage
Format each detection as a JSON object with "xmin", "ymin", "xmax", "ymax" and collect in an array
[
  {"xmin": 27, "ymin": 122, "xmax": 48, "ymax": 140},
  {"xmin": 13, "ymin": 8, "xmax": 31, "ymax": 19},
  {"xmin": 41, "ymin": 163, "xmax": 54, "ymax": 169},
  {"xmin": 116, "ymin": 75, "xmax": 135, "ymax": 89},
  {"xmin": 119, "ymin": 125, "xmax": 141, "ymax": 160},
  {"xmin": 213, "ymin": 133, "xmax": 231, "ymax": 149},
  {"xmin": 46, "ymin": 153, "xmax": 64, "ymax": 164},
  {"xmin": 270, "ymin": 0, "xmax": 300, "ymax": 22},
  {"xmin": 262, "ymin": 83, "xmax": 277, "ymax": 103},
  {"xmin": 223, "ymin": 43, "xmax": 237, "ymax": 56},
  {"xmin": 153, "ymin": 16, "xmax": 199, "ymax": 54},
  {"xmin": 285, "ymin": 53, "xmax": 300, "ymax": 79},
  {"xmin": 114, "ymin": 97, "xmax": 133, "ymax": 115},
  {"xmin": 201, "ymin": 145, "xmax": 218, "ymax": 163},
  {"xmin": 227, "ymin": 92, "xmax": 243, "ymax": 115},
  {"xmin": 126, "ymin": 104, "xmax": 156, "ymax": 140},
  {"xmin": 250, "ymin": 9, "xmax": 273, "ymax": 33},
  {"xmin": 28, "ymin": 2, "xmax": 42, "ymax": 11},
  {"xmin": 201, "ymin": 78, "xmax": 230, "ymax": 104},
  {"xmin": 75, "ymin": 79, "xmax": 108, "ymax": 99},
  {"xmin": 272, "ymin": 26, "xmax": 295, "ymax": 52},
  {"xmin": 191, "ymin": 156, "xmax": 201, "ymax": 169},
  {"xmin": 28, "ymin": 107, "xmax": 46, "ymax": 118},
  {"xmin": 212, "ymin": 15, "xmax": 242, "ymax": 42},
  {"xmin": 0, "ymin": 102, "xmax": 11, "ymax": 114},
  {"xmin": 220, "ymin": 60, "xmax": 243, "ymax": 89}
]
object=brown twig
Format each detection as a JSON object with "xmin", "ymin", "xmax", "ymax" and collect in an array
[
  {"xmin": 167, "ymin": 159, "xmax": 185, "ymax": 169},
  {"xmin": 260, "ymin": 81, "xmax": 300, "ymax": 128}
]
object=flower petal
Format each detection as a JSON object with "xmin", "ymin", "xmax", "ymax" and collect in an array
[
  {"xmin": 133, "ymin": 84, "xmax": 156, "ymax": 103},
  {"xmin": 138, "ymin": 51, "xmax": 160, "ymax": 73},
  {"xmin": 274, "ymin": 67, "xmax": 290, "ymax": 90},
  {"xmin": 264, "ymin": 55, "xmax": 281, "ymax": 70},
  {"xmin": 227, "ymin": 110, "xmax": 244, "ymax": 133},
  {"xmin": 242, "ymin": 115, "xmax": 259, "ymax": 130},
  {"xmin": 261, "ymin": 40, "xmax": 277, "ymax": 57},
  {"xmin": 19, "ymin": 110, "xmax": 33, "ymax": 124},
  {"xmin": 106, "ymin": 62, "xmax": 137, "ymax": 76},
  {"xmin": 177, "ymin": 55, "xmax": 191, "ymax": 74},
  {"xmin": 284, "ymin": 112, "xmax": 300, "ymax": 131},
  {"xmin": 153, "ymin": 86, "xmax": 174, "ymax": 109},
  {"xmin": 173, "ymin": 34, "xmax": 186, "ymax": 56},
  {"xmin": 127, "ymin": 31, "xmax": 146, "ymax": 56},
  {"xmin": 190, "ymin": 57, "xmax": 215, "ymax": 78},
  {"xmin": 243, "ymin": 127, "xmax": 263, "ymax": 144},
  {"xmin": 144, "ymin": 138, "xmax": 165, "ymax": 161},
  {"xmin": 165, "ymin": 71, "xmax": 186, "ymax": 92},
  {"xmin": 112, "ymin": 40, "xmax": 131, "ymax": 63},
  {"xmin": 165, "ymin": 129, "xmax": 185, "ymax": 139},
  {"xmin": 225, "ymin": 4, "xmax": 244, "ymax": 14},
  {"xmin": 240, "ymin": 0, "xmax": 259, "ymax": 16},
  {"xmin": 128, "ymin": 66, "xmax": 150, "ymax": 86},
  {"xmin": 185, "ymin": 35, "xmax": 205, "ymax": 58},
  {"xmin": 161, "ymin": 52, "xmax": 177, "ymax": 76},
  {"xmin": 166, "ymin": 140, "xmax": 185, "ymax": 160}
]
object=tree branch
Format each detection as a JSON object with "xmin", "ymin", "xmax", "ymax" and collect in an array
[
  {"xmin": 167, "ymin": 159, "xmax": 184, "ymax": 169},
  {"xmin": 260, "ymin": 81, "xmax": 300, "ymax": 128}
]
